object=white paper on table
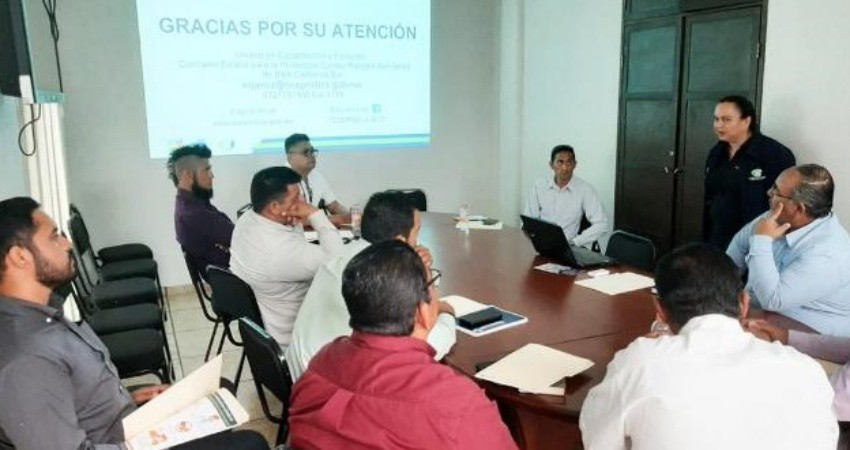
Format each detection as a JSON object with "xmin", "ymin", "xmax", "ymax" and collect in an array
[
  {"xmin": 304, "ymin": 229, "xmax": 354, "ymax": 241},
  {"xmin": 575, "ymin": 272, "xmax": 655, "ymax": 295},
  {"xmin": 123, "ymin": 355, "xmax": 223, "ymax": 438},
  {"xmin": 455, "ymin": 221, "xmax": 503, "ymax": 230},
  {"xmin": 442, "ymin": 295, "xmax": 488, "ymax": 317},
  {"xmin": 475, "ymin": 343, "xmax": 594, "ymax": 395}
]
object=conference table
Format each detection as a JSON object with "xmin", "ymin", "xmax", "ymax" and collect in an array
[{"xmin": 417, "ymin": 212, "xmax": 814, "ymax": 450}]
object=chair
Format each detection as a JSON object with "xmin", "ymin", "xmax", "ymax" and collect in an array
[
  {"xmin": 100, "ymin": 328, "xmax": 171, "ymax": 383},
  {"xmin": 181, "ymin": 247, "xmax": 224, "ymax": 361},
  {"xmin": 60, "ymin": 283, "xmax": 173, "ymax": 377},
  {"xmin": 239, "ymin": 318, "xmax": 293, "ymax": 446},
  {"xmin": 206, "ymin": 266, "xmax": 265, "ymax": 390},
  {"xmin": 70, "ymin": 252, "xmax": 161, "ymax": 310},
  {"xmin": 69, "ymin": 204, "xmax": 153, "ymax": 264},
  {"xmin": 237, "ymin": 203, "xmax": 253, "ymax": 218},
  {"xmin": 384, "ymin": 189, "xmax": 427, "ymax": 211},
  {"xmin": 68, "ymin": 211, "xmax": 166, "ymax": 315},
  {"xmin": 605, "ymin": 230, "xmax": 656, "ymax": 272}
]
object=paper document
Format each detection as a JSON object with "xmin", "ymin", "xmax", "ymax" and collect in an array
[
  {"xmin": 455, "ymin": 221, "xmax": 503, "ymax": 230},
  {"xmin": 575, "ymin": 272, "xmax": 655, "ymax": 295},
  {"xmin": 304, "ymin": 229, "xmax": 354, "ymax": 241},
  {"xmin": 475, "ymin": 343, "xmax": 594, "ymax": 395},
  {"xmin": 442, "ymin": 295, "xmax": 528, "ymax": 337},
  {"xmin": 123, "ymin": 355, "xmax": 249, "ymax": 449}
]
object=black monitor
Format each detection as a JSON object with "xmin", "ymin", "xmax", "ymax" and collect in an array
[{"xmin": 0, "ymin": 0, "xmax": 63, "ymax": 103}]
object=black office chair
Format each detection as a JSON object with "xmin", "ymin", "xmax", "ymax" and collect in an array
[
  {"xmin": 384, "ymin": 189, "xmax": 427, "ymax": 211},
  {"xmin": 206, "ymin": 266, "xmax": 265, "ymax": 390},
  {"xmin": 70, "ymin": 252, "xmax": 161, "ymax": 310},
  {"xmin": 182, "ymin": 247, "xmax": 224, "ymax": 361},
  {"xmin": 237, "ymin": 203, "xmax": 253, "ymax": 218},
  {"xmin": 68, "ymin": 212, "xmax": 166, "ymax": 317},
  {"xmin": 100, "ymin": 328, "xmax": 171, "ymax": 382},
  {"xmin": 239, "ymin": 318, "xmax": 293, "ymax": 446},
  {"xmin": 605, "ymin": 230, "xmax": 656, "ymax": 272},
  {"xmin": 60, "ymin": 282, "xmax": 173, "ymax": 376},
  {"xmin": 578, "ymin": 214, "xmax": 601, "ymax": 253},
  {"xmin": 69, "ymin": 204, "xmax": 153, "ymax": 264}
]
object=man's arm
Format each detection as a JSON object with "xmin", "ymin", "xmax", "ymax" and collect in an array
[
  {"xmin": 270, "ymin": 211, "xmax": 344, "ymax": 282},
  {"xmin": 0, "ymin": 356, "xmax": 124, "ymax": 450},
  {"xmin": 183, "ymin": 207, "xmax": 235, "ymax": 253},
  {"xmin": 427, "ymin": 309, "xmax": 457, "ymax": 360},
  {"xmin": 452, "ymin": 394, "xmax": 518, "ymax": 450},
  {"xmin": 726, "ymin": 219, "xmax": 753, "ymax": 271},
  {"xmin": 788, "ymin": 331, "xmax": 850, "ymax": 364},
  {"xmin": 579, "ymin": 357, "xmax": 628, "ymax": 450},
  {"xmin": 523, "ymin": 182, "xmax": 541, "ymax": 217},
  {"xmin": 574, "ymin": 186, "xmax": 610, "ymax": 247}
]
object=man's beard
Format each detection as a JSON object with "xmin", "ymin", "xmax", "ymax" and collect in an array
[
  {"xmin": 31, "ymin": 247, "xmax": 76, "ymax": 289},
  {"xmin": 191, "ymin": 178, "xmax": 213, "ymax": 201}
]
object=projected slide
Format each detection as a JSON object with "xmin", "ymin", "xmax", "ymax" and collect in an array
[{"xmin": 136, "ymin": 0, "xmax": 430, "ymax": 158}]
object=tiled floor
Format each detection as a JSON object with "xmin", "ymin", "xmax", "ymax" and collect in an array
[{"xmin": 125, "ymin": 288, "xmax": 282, "ymax": 447}]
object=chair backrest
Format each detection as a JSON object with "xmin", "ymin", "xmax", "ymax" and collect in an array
[
  {"xmin": 68, "ymin": 212, "xmax": 103, "ymax": 288},
  {"xmin": 206, "ymin": 266, "xmax": 264, "ymax": 325},
  {"xmin": 605, "ymin": 230, "xmax": 656, "ymax": 272},
  {"xmin": 384, "ymin": 189, "xmax": 427, "ymax": 212},
  {"xmin": 239, "ymin": 318, "xmax": 293, "ymax": 410},
  {"xmin": 181, "ymin": 247, "xmax": 217, "ymax": 322},
  {"xmin": 237, "ymin": 203, "xmax": 253, "ymax": 218}
]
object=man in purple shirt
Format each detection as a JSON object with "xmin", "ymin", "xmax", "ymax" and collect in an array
[{"xmin": 168, "ymin": 144, "xmax": 234, "ymax": 276}]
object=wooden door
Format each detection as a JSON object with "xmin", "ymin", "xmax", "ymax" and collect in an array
[
  {"xmin": 674, "ymin": 7, "xmax": 762, "ymax": 245},
  {"xmin": 615, "ymin": 18, "xmax": 682, "ymax": 252}
]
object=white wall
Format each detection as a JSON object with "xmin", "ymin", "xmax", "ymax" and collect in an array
[
  {"xmin": 57, "ymin": 0, "xmax": 500, "ymax": 286},
  {"xmin": 761, "ymin": 0, "xmax": 850, "ymax": 221},
  {"xmin": 516, "ymin": 0, "xmax": 623, "ymax": 225},
  {"xmin": 0, "ymin": 95, "xmax": 28, "ymax": 198}
]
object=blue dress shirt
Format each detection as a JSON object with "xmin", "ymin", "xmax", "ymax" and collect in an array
[{"xmin": 727, "ymin": 212, "xmax": 850, "ymax": 336}]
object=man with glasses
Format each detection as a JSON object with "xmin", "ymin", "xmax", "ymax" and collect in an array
[
  {"xmin": 523, "ymin": 144, "xmax": 610, "ymax": 247},
  {"xmin": 289, "ymin": 240, "xmax": 517, "ymax": 450},
  {"xmin": 286, "ymin": 191, "xmax": 456, "ymax": 380},
  {"xmin": 727, "ymin": 164, "xmax": 850, "ymax": 336},
  {"xmin": 284, "ymin": 133, "xmax": 349, "ymax": 226}
]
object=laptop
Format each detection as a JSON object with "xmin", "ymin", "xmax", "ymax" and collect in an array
[{"xmin": 520, "ymin": 215, "xmax": 615, "ymax": 268}]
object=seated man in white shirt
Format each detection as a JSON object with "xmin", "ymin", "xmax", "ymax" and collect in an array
[
  {"xmin": 284, "ymin": 133, "xmax": 349, "ymax": 226},
  {"xmin": 580, "ymin": 243, "xmax": 838, "ymax": 450},
  {"xmin": 286, "ymin": 191, "xmax": 457, "ymax": 380},
  {"xmin": 523, "ymin": 145, "xmax": 610, "ymax": 248},
  {"xmin": 230, "ymin": 166, "xmax": 344, "ymax": 349}
]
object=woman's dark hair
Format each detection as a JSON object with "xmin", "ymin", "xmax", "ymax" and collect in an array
[{"xmin": 718, "ymin": 95, "xmax": 758, "ymax": 133}]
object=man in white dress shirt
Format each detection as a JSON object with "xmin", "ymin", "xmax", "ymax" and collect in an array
[
  {"xmin": 580, "ymin": 243, "xmax": 837, "ymax": 450},
  {"xmin": 523, "ymin": 145, "xmax": 610, "ymax": 247},
  {"xmin": 284, "ymin": 133, "xmax": 349, "ymax": 226},
  {"xmin": 286, "ymin": 191, "xmax": 457, "ymax": 380},
  {"xmin": 230, "ymin": 166, "xmax": 344, "ymax": 349}
]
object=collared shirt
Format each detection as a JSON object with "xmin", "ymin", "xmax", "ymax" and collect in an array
[
  {"xmin": 174, "ymin": 189, "xmax": 235, "ymax": 274},
  {"xmin": 0, "ymin": 294, "xmax": 136, "ymax": 449},
  {"xmin": 789, "ymin": 330, "xmax": 850, "ymax": 421},
  {"xmin": 283, "ymin": 163, "xmax": 338, "ymax": 208},
  {"xmin": 727, "ymin": 212, "xmax": 850, "ymax": 335},
  {"xmin": 704, "ymin": 132, "xmax": 795, "ymax": 249},
  {"xmin": 230, "ymin": 209, "xmax": 343, "ymax": 348},
  {"xmin": 523, "ymin": 175, "xmax": 610, "ymax": 247},
  {"xmin": 289, "ymin": 332, "xmax": 517, "ymax": 450},
  {"xmin": 285, "ymin": 239, "xmax": 457, "ymax": 380},
  {"xmin": 580, "ymin": 314, "xmax": 838, "ymax": 450}
]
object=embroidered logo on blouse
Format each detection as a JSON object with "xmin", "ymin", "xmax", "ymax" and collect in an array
[{"xmin": 749, "ymin": 168, "xmax": 765, "ymax": 181}]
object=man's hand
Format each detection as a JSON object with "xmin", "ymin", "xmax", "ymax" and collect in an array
[
  {"xmin": 754, "ymin": 203, "xmax": 791, "ymax": 239},
  {"xmin": 745, "ymin": 319, "xmax": 789, "ymax": 344},
  {"xmin": 328, "ymin": 213, "xmax": 351, "ymax": 228},
  {"xmin": 131, "ymin": 384, "xmax": 169, "ymax": 405},
  {"xmin": 415, "ymin": 245, "xmax": 433, "ymax": 268},
  {"xmin": 283, "ymin": 200, "xmax": 319, "ymax": 225}
]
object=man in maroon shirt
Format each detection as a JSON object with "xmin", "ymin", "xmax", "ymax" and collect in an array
[
  {"xmin": 289, "ymin": 240, "xmax": 518, "ymax": 450},
  {"xmin": 168, "ymin": 144, "xmax": 234, "ymax": 277}
]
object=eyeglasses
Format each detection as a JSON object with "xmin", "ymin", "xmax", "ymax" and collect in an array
[
  {"xmin": 767, "ymin": 185, "xmax": 793, "ymax": 200},
  {"xmin": 425, "ymin": 268, "xmax": 442, "ymax": 290},
  {"xmin": 288, "ymin": 148, "xmax": 319, "ymax": 157}
]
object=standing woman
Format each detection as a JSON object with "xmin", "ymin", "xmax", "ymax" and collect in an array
[{"xmin": 704, "ymin": 95, "xmax": 795, "ymax": 249}]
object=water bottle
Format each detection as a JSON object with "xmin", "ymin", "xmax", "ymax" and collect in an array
[
  {"xmin": 458, "ymin": 204, "xmax": 470, "ymax": 222},
  {"xmin": 351, "ymin": 204, "xmax": 362, "ymax": 238}
]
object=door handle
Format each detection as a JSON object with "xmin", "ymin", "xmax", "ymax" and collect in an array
[{"xmin": 664, "ymin": 167, "xmax": 684, "ymax": 175}]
